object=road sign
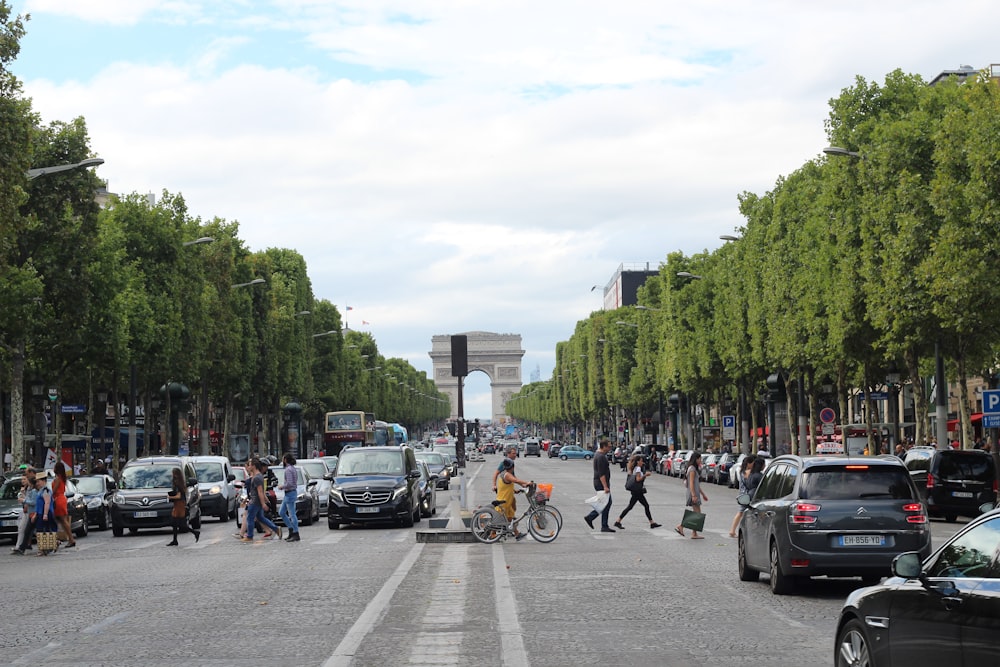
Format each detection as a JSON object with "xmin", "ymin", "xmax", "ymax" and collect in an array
[
  {"xmin": 722, "ymin": 415, "xmax": 736, "ymax": 440},
  {"xmin": 60, "ymin": 404, "xmax": 85, "ymax": 414},
  {"xmin": 819, "ymin": 407, "xmax": 836, "ymax": 424},
  {"xmin": 984, "ymin": 414, "xmax": 1000, "ymax": 429},
  {"xmin": 984, "ymin": 389, "xmax": 1000, "ymax": 414}
]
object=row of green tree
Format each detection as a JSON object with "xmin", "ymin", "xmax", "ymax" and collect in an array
[
  {"xmin": 0, "ymin": 5, "xmax": 448, "ymax": 467},
  {"xmin": 509, "ymin": 67, "xmax": 1000, "ymax": 452}
]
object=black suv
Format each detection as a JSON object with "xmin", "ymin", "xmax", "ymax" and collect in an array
[
  {"xmin": 110, "ymin": 457, "xmax": 202, "ymax": 536},
  {"xmin": 903, "ymin": 447, "xmax": 996, "ymax": 521},
  {"xmin": 737, "ymin": 455, "xmax": 931, "ymax": 594},
  {"xmin": 328, "ymin": 446, "xmax": 422, "ymax": 529}
]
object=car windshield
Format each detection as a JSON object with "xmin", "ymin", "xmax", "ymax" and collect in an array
[
  {"xmin": 799, "ymin": 466, "xmax": 915, "ymax": 500},
  {"xmin": 337, "ymin": 451, "xmax": 403, "ymax": 475},
  {"xmin": 299, "ymin": 462, "xmax": 326, "ymax": 479},
  {"xmin": 194, "ymin": 462, "xmax": 224, "ymax": 483},
  {"xmin": 120, "ymin": 465, "xmax": 175, "ymax": 489},
  {"xmin": 72, "ymin": 477, "xmax": 106, "ymax": 494},
  {"xmin": 321, "ymin": 457, "xmax": 338, "ymax": 473},
  {"xmin": 416, "ymin": 453, "xmax": 446, "ymax": 466},
  {"xmin": 434, "ymin": 446, "xmax": 457, "ymax": 459},
  {"xmin": 1, "ymin": 479, "xmax": 21, "ymax": 500}
]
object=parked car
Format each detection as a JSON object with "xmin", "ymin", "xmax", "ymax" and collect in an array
[
  {"xmin": 903, "ymin": 447, "xmax": 997, "ymax": 522},
  {"xmin": 835, "ymin": 504, "xmax": 1000, "ymax": 666},
  {"xmin": 417, "ymin": 460, "xmax": 438, "ymax": 518},
  {"xmin": 737, "ymin": 455, "xmax": 931, "ymax": 595},
  {"xmin": 700, "ymin": 454, "xmax": 721, "ymax": 482},
  {"xmin": 714, "ymin": 453, "xmax": 737, "ymax": 485},
  {"xmin": 558, "ymin": 445, "xmax": 593, "ymax": 460},
  {"xmin": 110, "ymin": 456, "xmax": 202, "ymax": 537},
  {"xmin": 547, "ymin": 442, "xmax": 563, "ymax": 458},
  {"xmin": 328, "ymin": 445, "xmax": 422, "ymax": 529},
  {"xmin": 270, "ymin": 464, "xmax": 320, "ymax": 525},
  {"xmin": 671, "ymin": 450, "xmax": 695, "ymax": 477},
  {"xmin": 190, "ymin": 455, "xmax": 238, "ymax": 522},
  {"xmin": 296, "ymin": 458, "xmax": 333, "ymax": 516},
  {"xmin": 72, "ymin": 473, "xmax": 117, "ymax": 530}
]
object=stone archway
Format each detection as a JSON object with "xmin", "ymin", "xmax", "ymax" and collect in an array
[{"xmin": 429, "ymin": 332, "xmax": 524, "ymax": 422}]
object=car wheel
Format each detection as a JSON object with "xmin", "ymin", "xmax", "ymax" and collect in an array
[
  {"xmin": 190, "ymin": 513, "xmax": 202, "ymax": 531},
  {"xmin": 401, "ymin": 503, "xmax": 415, "ymax": 528},
  {"xmin": 218, "ymin": 510, "xmax": 229, "ymax": 523},
  {"xmin": 99, "ymin": 508, "xmax": 111, "ymax": 531},
  {"xmin": 835, "ymin": 618, "xmax": 874, "ymax": 667},
  {"xmin": 945, "ymin": 513, "xmax": 958, "ymax": 523},
  {"xmin": 75, "ymin": 518, "xmax": 89, "ymax": 538},
  {"xmin": 738, "ymin": 534, "xmax": 759, "ymax": 582},
  {"xmin": 328, "ymin": 518, "xmax": 341, "ymax": 530},
  {"xmin": 413, "ymin": 503, "xmax": 422, "ymax": 524},
  {"xmin": 769, "ymin": 540, "xmax": 796, "ymax": 595},
  {"xmin": 585, "ymin": 455, "xmax": 592, "ymax": 460},
  {"xmin": 560, "ymin": 455, "xmax": 567, "ymax": 461}
]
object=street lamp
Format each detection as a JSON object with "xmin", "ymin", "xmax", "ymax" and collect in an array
[
  {"xmin": 823, "ymin": 146, "xmax": 862, "ymax": 159},
  {"xmin": 634, "ymin": 305, "xmax": 662, "ymax": 312},
  {"xmin": 676, "ymin": 271, "xmax": 702, "ymax": 280},
  {"xmin": 312, "ymin": 330, "xmax": 338, "ymax": 338},
  {"xmin": 26, "ymin": 157, "xmax": 105, "ymax": 180},
  {"xmin": 231, "ymin": 278, "xmax": 265, "ymax": 289},
  {"xmin": 615, "ymin": 321, "xmax": 638, "ymax": 328},
  {"xmin": 182, "ymin": 236, "xmax": 215, "ymax": 247}
]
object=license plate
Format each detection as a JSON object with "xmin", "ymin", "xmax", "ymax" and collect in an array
[
  {"xmin": 839, "ymin": 535, "xmax": 885, "ymax": 547},
  {"xmin": 133, "ymin": 511, "xmax": 158, "ymax": 518},
  {"xmin": 356, "ymin": 506, "xmax": 380, "ymax": 514},
  {"xmin": 952, "ymin": 491, "xmax": 974, "ymax": 498},
  {"xmin": 2, "ymin": 519, "xmax": 18, "ymax": 527}
]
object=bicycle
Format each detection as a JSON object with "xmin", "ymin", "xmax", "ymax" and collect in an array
[{"xmin": 471, "ymin": 482, "xmax": 561, "ymax": 544}]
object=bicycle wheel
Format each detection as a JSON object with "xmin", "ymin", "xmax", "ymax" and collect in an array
[
  {"xmin": 542, "ymin": 503, "xmax": 562, "ymax": 528},
  {"xmin": 526, "ymin": 506, "xmax": 561, "ymax": 543},
  {"xmin": 471, "ymin": 509, "xmax": 504, "ymax": 544}
]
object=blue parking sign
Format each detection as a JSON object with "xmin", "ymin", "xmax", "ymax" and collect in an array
[{"xmin": 984, "ymin": 389, "xmax": 1000, "ymax": 414}]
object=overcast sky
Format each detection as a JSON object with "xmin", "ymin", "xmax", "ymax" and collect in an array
[{"xmin": 12, "ymin": 0, "xmax": 1000, "ymax": 419}]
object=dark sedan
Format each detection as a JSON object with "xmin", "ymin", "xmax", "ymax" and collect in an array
[
  {"xmin": 72, "ymin": 474, "xmax": 117, "ymax": 530},
  {"xmin": 0, "ymin": 475, "xmax": 89, "ymax": 541},
  {"xmin": 415, "ymin": 451, "xmax": 451, "ymax": 490},
  {"xmin": 835, "ymin": 505, "xmax": 1000, "ymax": 666}
]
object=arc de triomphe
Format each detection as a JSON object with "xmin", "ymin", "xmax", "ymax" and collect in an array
[{"xmin": 429, "ymin": 332, "xmax": 524, "ymax": 422}]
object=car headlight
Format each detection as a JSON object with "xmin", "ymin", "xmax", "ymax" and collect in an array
[
  {"xmin": 86, "ymin": 497, "xmax": 103, "ymax": 509},
  {"xmin": 440, "ymin": 469, "xmax": 450, "ymax": 478},
  {"xmin": 329, "ymin": 488, "xmax": 344, "ymax": 502},
  {"xmin": 112, "ymin": 492, "xmax": 124, "ymax": 504},
  {"xmin": 392, "ymin": 485, "xmax": 408, "ymax": 500},
  {"xmin": 209, "ymin": 485, "xmax": 222, "ymax": 495}
]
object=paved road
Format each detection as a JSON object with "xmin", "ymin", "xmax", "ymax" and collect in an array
[{"xmin": 0, "ymin": 452, "xmax": 967, "ymax": 667}]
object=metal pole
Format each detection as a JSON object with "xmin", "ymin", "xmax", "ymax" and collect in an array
[
  {"xmin": 798, "ymin": 373, "xmax": 808, "ymax": 456},
  {"xmin": 457, "ymin": 377, "xmax": 466, "ymax": 511},
  {"xmin": 200, "ymin": 377, "xmax": 210, "ymax": 455}
]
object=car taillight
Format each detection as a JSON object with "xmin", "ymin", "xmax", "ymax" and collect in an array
[
  {"xmin": 791, "ymin": 502, "xmax": 820, "ymax": 524},
  {"xmin": 926, "ymin": 473, "xmax": 935, "ymax": 489},
  {"xmin": 903, "ymin": 502, "xmax": 927, "ymax": 524}
]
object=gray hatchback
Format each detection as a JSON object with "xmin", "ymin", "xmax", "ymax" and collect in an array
[{"xmin": 737, "ymin": 455, "xmax": 932, "ymax": 594}]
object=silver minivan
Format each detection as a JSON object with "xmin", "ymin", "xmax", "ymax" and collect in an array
[{"xmin": 190, "ymin": 455, "xmax": 237, "ymax": 522}]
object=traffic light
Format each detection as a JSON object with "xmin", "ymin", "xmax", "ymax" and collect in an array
[
  {"xmin": 447, "ymin": 422, "xmax": 457, "ymax": 436},
  {"xmin": 466, "ymin": 421, "xmax": 475, "ymax": 437}
]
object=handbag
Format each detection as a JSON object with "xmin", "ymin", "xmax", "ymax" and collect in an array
[
  {"xmin": 680, "ymin": 509, "xmax": 706, "ymax": 532},
  {"xmin": 36, "ymin": 519, "xmax": 59, "ymax": 553},
  {"xmin": 625, "ymin": 472, "xmax": 637, "ymax": 492}
]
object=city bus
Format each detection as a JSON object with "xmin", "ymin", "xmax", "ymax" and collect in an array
[
  {"xmin": 323, "ymin": 411, "xmax": 394, "ymax": 454},
  {"xmin": 389, "ymin": 423, "xmax": 409, "ymax": 445}
]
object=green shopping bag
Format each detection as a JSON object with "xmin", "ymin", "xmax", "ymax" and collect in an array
[{"xmin": 680, "ymin": 509, "xmax": 705, "ymax": 532}]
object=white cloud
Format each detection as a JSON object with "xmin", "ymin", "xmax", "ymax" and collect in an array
[{"xmin": 17, "ymin": 0, "xmax": 1000, "ymax": 418}]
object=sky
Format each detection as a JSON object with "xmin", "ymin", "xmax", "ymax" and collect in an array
[{"xmin": 10, "ymin": 0, "xmax": 1000, "ymax": 420}]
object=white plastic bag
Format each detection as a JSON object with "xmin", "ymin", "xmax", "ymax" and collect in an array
[{"xmin": 585, "ymin": 492, "xmax": 610, "ymax": 513}]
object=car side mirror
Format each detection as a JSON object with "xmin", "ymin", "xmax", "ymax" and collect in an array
[
  {"xmin": 187, "ymin": 479, "xmax": 198, "ymax": 487},
  {"xmin": 891, "ymin": 552, "xmax": 923, "ymax": 579},
  {"xmin": 979, "ymin": 501, "xmax": 996, "ymax": 514},
  {"xmin": 323, "ymin": 473, "xmax": 333, "ymax": 481},
  {"xmin": 736, "ymin": 493, "xmax": 751, "ymax": 506},
  {"xmin": 227, "ymin": 474, "xmax": 236, "ymax": 483},
  {"xmin": 408, "ymin": 470, "xmax": 421, "ymax": 479},
  {"xmin": 307, "ymin": 480, "xmax": 318, "ymax": 487}
]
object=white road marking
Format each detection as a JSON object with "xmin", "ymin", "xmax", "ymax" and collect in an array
[
  {"xmin": 493, "ymin": 546, "xmax": 530, "ymax": 667},
  {"xmin": 323, "ymin": 542, "xmax": 425, "ymax": 667}
]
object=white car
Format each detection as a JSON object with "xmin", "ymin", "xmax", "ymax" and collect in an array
[{"xmin": 296, "ymin": 458, "xmax": 333, "ymax": 516}]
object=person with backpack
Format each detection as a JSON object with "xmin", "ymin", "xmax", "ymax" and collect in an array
[{"xmin": 614, "ymin": 454, "xmax": 661, "ymax": 530}]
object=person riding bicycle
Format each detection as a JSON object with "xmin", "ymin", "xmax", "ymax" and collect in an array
[{"xmin": 496, "ymin": 457, "xmax": 530, "ymax": 541}]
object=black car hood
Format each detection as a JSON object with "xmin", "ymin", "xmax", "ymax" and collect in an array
[{"xmin": 334, "ymin": 474, "xmax": 406, "ymax": 490}]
